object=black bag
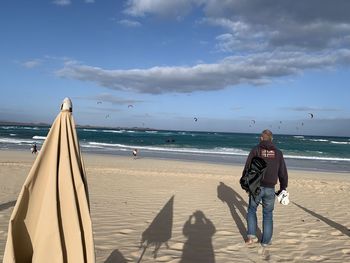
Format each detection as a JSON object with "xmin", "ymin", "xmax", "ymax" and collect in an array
[{"xmin": 240, "ymin": 156, "xmax": 267, "ymax": 200}]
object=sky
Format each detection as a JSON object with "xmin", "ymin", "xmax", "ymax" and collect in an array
[{"xmin": 1, "ymin": 0, "xmax": 350, "ymax": 136}]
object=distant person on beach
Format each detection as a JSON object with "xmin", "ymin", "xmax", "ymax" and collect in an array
[
  {"xmin": 132, "ymin": 149, "xmax": 138, "ymax": 159},
  {"xmin": 31, "ymin": 143, "xmax": 38, "ymax": 154},
  {"xmin": 243, "ymin": 129, "xmax": 288, "ymax": 247}
]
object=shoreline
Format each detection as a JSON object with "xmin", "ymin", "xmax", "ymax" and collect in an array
[
  {"xmin": 2, "ymin": 147, "xmax": 350, "ymax": 174},
  {"xmin": 1, "ymin": 149, "xmax": 349, "ymax": 181}
]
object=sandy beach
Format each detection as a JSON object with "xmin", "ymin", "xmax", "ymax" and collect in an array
[{"xmin": 0, "ymin": 150, "xmax": 350, "ymax": 262}]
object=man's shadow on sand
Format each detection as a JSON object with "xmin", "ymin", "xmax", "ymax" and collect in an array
[
  {"xmin": 293, "ymin": 201, "xmax": 350, "ymax": 237},
  {"xmin": 180, "ymin": 210, "xmax": 216, "ymax": 263},
  {"xmin": 137, "ymin": 195, "xmax": 174, "ymax": 262},
  {"xmin": 217, "ymin": 182, "xmax": 262, "ymax": 241}
]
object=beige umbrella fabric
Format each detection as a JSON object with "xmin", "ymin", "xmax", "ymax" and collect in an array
[{"xmin": 3, "ymin": 98, "xmax": 95, "ymax": 263}]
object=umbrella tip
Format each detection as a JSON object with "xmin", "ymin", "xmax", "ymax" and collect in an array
[{"xmin": 61, "ymin": 97, "xmax": 73, "ymax": 112}]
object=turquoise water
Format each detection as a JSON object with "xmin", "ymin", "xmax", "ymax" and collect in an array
[{"xmin": 1, "ymin": 125, "xmax": 350, "ymax": 171}]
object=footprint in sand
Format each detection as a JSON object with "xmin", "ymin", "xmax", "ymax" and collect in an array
[
  {"xmin": 283, "ymin": 239, "xmax": 300, "ymax": 245},
  {"xmin": 216, "ymin": 230, "xmax": 234, "ymax": 236},
  {"xmin": 306, "ymin": 229, "xmax": 322, "ymax": 237},
  {"xmin": 309, "ymin": 229, "xmax": 322, "ymax": 234},
  {"xmin": 130, "ymin": 251, "xmax": 143, "ymax": 259},
  {"xmin": 309, "ymin": 255, "xmax": 328, "ymax": 261},
  {"xmin": 155, "ymin": 255, "xmax": 174, "ymax": 262},
  {"xmin": 282, "ymin": 232, "xmax": 299, "ymax": 237},
  {"xmin": 330, "ymin": 230, "xmax": 343, "ymax": 236},
  {"xmin": 342, "ymin": 249, "xmax": 350, "ymax": 254},
  {"xmin": 118, "ymin": 229, "xmax": 135, "ymax": 235},
  {"xmin": 224, "ymin": 244, "xmax": 244, "ymax": 251},
  {"xmin": 258, "ymin": 247, "xmax": 270, "ymax": 261},
  {"xmin": 169, "ymin": 243, "xmax": 183, "ymax": 251}
]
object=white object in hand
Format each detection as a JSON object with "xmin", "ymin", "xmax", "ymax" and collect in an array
[{"xmin": 277, "ymin": 190, "xmax": 290, "ymax": 205}]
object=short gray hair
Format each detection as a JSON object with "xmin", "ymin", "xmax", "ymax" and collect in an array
[{"xmin": 261, "ymin": 129, "xmax": 273, "ymax": 141}]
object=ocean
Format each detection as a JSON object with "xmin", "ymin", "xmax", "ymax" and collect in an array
[{"xmin": 1, "ymin": 125, "xmax": 349, "ymax": 173}]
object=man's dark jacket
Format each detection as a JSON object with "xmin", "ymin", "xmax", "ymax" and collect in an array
[{"xmin": 243, "ymin": 140, "xmax": 288, "ymax": 190}]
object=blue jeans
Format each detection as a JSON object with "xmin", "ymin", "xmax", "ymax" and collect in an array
[{"xmin": 247, "ymin": 187, "xmax": 275, "ymax": 245}]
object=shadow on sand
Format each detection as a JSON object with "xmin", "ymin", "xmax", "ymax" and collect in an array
[
  {"xmin": 217, "ymin": 182, "xmax": 262, "ymax": 241},
  {"xmin": 293, "ymin": 201, "xmax": 350, "ymax": 237},
  {"xmin": 0, "ymin": 200, "xmax": 16, "ymax": 212},
  {"xmin": 180, "ymin": 210, "xmax": 216, "ymax": 263},
  {"xmin": 137, "ymin": 195, "xmax": 174, "ymax": 262},
  {"xmin": 104, "ymin": 249, "xmax": 127, "ymax": 263}
]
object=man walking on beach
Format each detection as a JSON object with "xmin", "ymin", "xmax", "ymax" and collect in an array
[{"xmin": 243, "ymin": 129, "xmax": 288, "ymax": 246}]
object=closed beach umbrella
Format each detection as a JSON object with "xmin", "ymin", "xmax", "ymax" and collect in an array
[{"xmin": 3, "ymin": 98, "xmax": 95, "ymax": 263}]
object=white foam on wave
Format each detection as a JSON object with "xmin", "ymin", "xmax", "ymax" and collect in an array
[
  {"xmin": 1, "ymin": 126, "xmax": 47, "ymax": 131},
  {"xmin": 293, "ymin": 136, "xmax": 305, "ymax": 139},
  {"xmin": 10, "ymin": 134, "xmax": 16, "ymax": 136},
  {"xmin": 80, "ymin": 144, "xmax": 104, "ymax": 149},
  {"xmin": 32, "ymin": 136, "xmax": 46, "ymax": 140},
  {"xmin": 145, "ymin": 131, "xmax": 158, "ymax": 134},
  {"xmin": 87, "ymin": 141, "xmax": 250, "ymax": 156},
  {"xmin": 102, "ymin": 129, "xmax": 125, "ymax": 133},
  {"xmin": 0, "ymin": 137, "xmax": 35, "ymax": 145},
  {"xmin": 284, "ymin": 154, "xmax": 350, "ymax": 162},
  {"xmin": 330, "ymin": 141, "xmax": 350, "ymax": 145},
  {"xmin": 82, "ymin": 129, "xmax": 98, "ymax": 132},
  {"xmin": 158, "ymin": 131, "xmax": 178, "ymax": 135},
  {"xmin": 309, "ymin": 139, "xmax": 329, "ymax": 142}
]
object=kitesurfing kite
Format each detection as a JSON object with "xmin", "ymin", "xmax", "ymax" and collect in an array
[
  {"xmin": 97, "ymin": 101, "xmax": 102, "ymax": 104},
  {"xmin": 128, "ymin": 104, "xmax": 134, "ymax": 108},
  {"xmin": 105, "ymin": 114, "xmax": 110, "ymax": 119},
  {"xmin": 251, "ymin": 120, "xmax": 256, "ymax": 124},
  {"xmin": 308, "ymin": 113, "xmax": 314, "ymax": 119},
  {"xmin": 194, "ymin": 117, "xmax": 198, "ymax": 122}
]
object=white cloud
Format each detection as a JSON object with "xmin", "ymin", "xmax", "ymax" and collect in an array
[
  {"xmin": 75, "ymin": 93, "xmax": 143, "ymax": 105},
  {"xmin": 56, "ymin": 49, "xmax": 350, "ymax": 94},
  {"xmin": 124, "ymin": 0, "xmax": 204, "ymax": 18},
  {"xmin": 21, "ymin": 59, "xmax": 42, "ymax": 69},
  {"xmin": 215, "ymin": 33, "xmax": 267, "ymax": 53},
  {"xmin": 118, "ymin": 19, "xmax": 142, "ymax": 27},
  {"xmin": 125, "ymin": 1, "xmax": 350, "ymax": 53},
  {"xmin": 206, "ymin": 1, "xmax": 350, "ymax": 52},
  {"xmin": 53, "ymin": 0, "xmax": 71, "ymax": 6}
]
